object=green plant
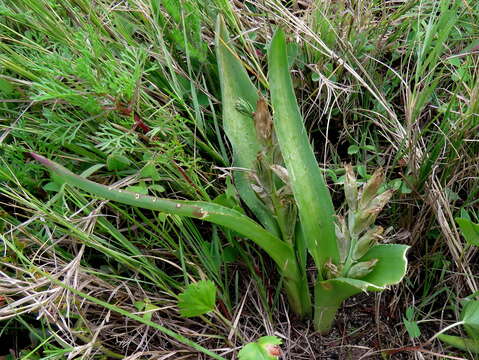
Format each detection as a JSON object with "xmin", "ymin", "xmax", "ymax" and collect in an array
[
  {"xmin": 178, "ymin": 280, "xmax": 217, "ymax": 317},
  {"xmin": 238, "ymin": 336, "xmax": 282, "ymax": 360},
  {"xmin": 433, "ymin": 218, "xmax": 479, "ymax": 355},
  {"xmin": 455, "ymin": 217, "xmax": 479, "ymax": 247},
  {"xmin": 403, "ymin": 306, "xmax": 421, "ymax": 339},
  {"xmin": 436, "ymin": 299, "xmax": 479, "ymax": 354},
  {"xmin": 29, "ymin": 20, "xmax": 409, "ymax": 334},
  {"xmin": 217, "ymin": 19, "xmax": 410, "ymax": 333}
]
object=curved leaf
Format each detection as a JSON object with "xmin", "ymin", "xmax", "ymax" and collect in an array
[
  {"xmin": 314, "ymin": 244, "xmax": 409, "ymax": 333},
  {"xmin": 30, "ymin": 153, "xmax": 295, "ymax": 274},
  {"xmin": 360, "ymin": 244, "xmax": 410, "ymax": 286},
  {"xmin": 456, "ymin": 217, "xmax": 479, "ymax": 246},
  {"xmin": 215, "ymin": 16, "xmax": 278, "ymax": 235},
  {"xmin": 268, "ymin": 28, "xmax": 337, "ymax": 271},
  {"xmin": 462, "ymin": 300, "xmax": 479, "ymax": 340},
  {"xmin": 437, "ymin": 334, "xmax": 479, "ymax": 354}
]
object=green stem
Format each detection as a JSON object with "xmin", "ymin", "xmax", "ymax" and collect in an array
[
  {"xmin": 313, "ymin": 281, "xmax": 343, "ymax": 334},
  {"xmin": 341, "ymin": 233, "xmax": 358, "ymax": 276},
  {"xmin": 283, "ymin": 271, "xmax": 312, "ymax": 319}
]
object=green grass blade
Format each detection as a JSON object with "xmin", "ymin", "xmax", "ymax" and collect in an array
[
  {"xmin": 268, "ymin": 29, "xmax": 338, "ymax": 271},
  {"xmin": 30, "ymin": 152, "xmax": 294, "ymax": 273},
  {"xmin": 215, "ymin": 16, "xmax": 279, "ymax": 236}
]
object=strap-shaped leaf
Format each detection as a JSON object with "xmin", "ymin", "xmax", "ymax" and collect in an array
[
  {"xmin": 30, "ymin": 153, "xmax": 295, "ymax": 274},
  {"xmin": 215, "ymin": 16, "xmax": 278, "ymax": 235},
  {"xmin": 268, "ymin": 29, "xmax": 337, "ymax": 270}
]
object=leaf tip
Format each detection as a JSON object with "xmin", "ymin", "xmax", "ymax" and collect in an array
[{"xmin": 29, "ymin": 152, "xmax": 50, "ymax": 167}]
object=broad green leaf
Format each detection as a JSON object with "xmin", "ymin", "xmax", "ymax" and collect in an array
[
  {"xmin": 215, "ymin": 16, "xmax": 278, "ymax": 235},
  {"xmin": 438, "ymin": 334, "xmax": 479, "ymax": 354},
  {"xmin": 149, "ymin": 184, "xmax": 165, "ymax": 193},
  {"xmin": 141, "ymin": 163, "xmax": 161, "ymax": 180},
  {"xmin": 403, "ymin": 319, "xmax": 421, "ymax": 339},
  {"xmin": 178, "ymin": 280, "xmax": 216, "ymax": 317},
  {"xmin": 314, "ymin": 244, "xmax": 409, "ymax": 333},
  {"xmin": 462, "ymin": 300, "xmax": 479, "ymax": 340},
  {"xmin": 126, "ymin": 184, "xmax": 148, "ymax": 195},
  {"xmin": 456, "ymin": 218, "xmax": 479, "ymax": 247},
  {"xmin": 43, "ymin": 182, "xmax": 61, "ymax": 192},
  {"xmin": 360, "ymin": 244, "xmax": 410, "ymax": 286},
  {"xmin": 238, "ymin": 336, "xmax": 282, "ymax": 360},
  {"xmin": 268, "ymin": 28, "xmax": 337, "ymax": 269},
  {"xmin": 347, "ymin": 145, "xmax": 360, "ymax": 155},
  {"xmin": 106, "ymin": 153, "xmax": 130, "ymax": 171},
  {"xmin": 30, "ymin": 153, "xmax": 297, "ymax": 276}
]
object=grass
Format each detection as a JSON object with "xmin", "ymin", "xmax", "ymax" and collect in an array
[{"xmin": 0, "ymin": 0, "xmax": 478, "ymax": 358}]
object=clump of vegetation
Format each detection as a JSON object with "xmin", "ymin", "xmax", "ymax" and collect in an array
[{"xmin": 0, "ymin": 0, "xmax": 478, "ymax": 359}]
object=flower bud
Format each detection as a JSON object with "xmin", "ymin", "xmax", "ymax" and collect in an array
[
  {"xmin": 367, "ymin": 189, "xmax": 394, "ymax": 214},
  {"xmin": 254, "ymin": 95, "xmax": 273, "ymax": 144},
  {"xmin": 359, "ymin": 168, "xmax": 384, "ymax": 210},
  {"xmin": 335, "ymin": 215, "xmax": 350, "ymax": 263},
  {"xmin": 344, "ymin": 164, "xmax": 358, "ymax": 211},
  {"xmin": 251, "ymin": 183, "xmax": 268, "ymax": 199},
  {"xmin": 347, "ymin": 258, "xmax": 378, "ymax": 279},
  {"xmin": 353, "ymin": 226, "xmax": 383, "ymax": 260},
  {"xmin": 324, "ymin": 258, "xmax": 341, "ymax": 279},
  {"xmin": 352, "ymin": 208, "xmax": 380, "ymax": 235},
  {"xmin": 270, "ymin": 164, "xmax": 289, "ymax": 185}
]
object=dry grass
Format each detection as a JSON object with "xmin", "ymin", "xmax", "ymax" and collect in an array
[{"xmin": 1, "ymin": 0, "xmax": 478, "ymax": 358}]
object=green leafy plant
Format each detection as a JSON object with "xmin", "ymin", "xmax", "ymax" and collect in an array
[
  {"xmin": 178, "ymin": 280, "xmax": 217, "ymax": 317},
  {"xmin": 403, "ymin": 306, "xmax": 421, "ymax": 339},
  {"xmin": 437, "ymin": 299, "xmax": 479, "ymax": 354},
  {"xmin": 456, "ymin": 217, "xmax": 479, "ymax": 247},
  {"xmin": 29, "ymin": 19, "xmax": 409, "ymax": 334},
  {"xmin": 238, "ymin": 336, "xmax": 282, "ymax": 360},
  {"xmin": 435, "ymin": 219, "xmax": 479, "ymax": 354}
]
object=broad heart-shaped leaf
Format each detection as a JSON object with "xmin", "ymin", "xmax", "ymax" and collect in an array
[
  {"xmin": 314, "ymin": 244, "xmax": 409, "ymax": 333},
  {"xmin": 461, "ymin": 300, "xmax": 479, "ymax": 340},
  {"xmin": 178, "ymin": 280, "xmax": 216, "ymax": 317},
  {"xmin": 238, "ymin": 336, "xmax": 282, "ymax": 360},
  {"xmin": 215, "ymin": 16, "xmax": 279, "ymax": 236},
  {"xmin": 30, "ymin": 153, "xmax": 298, "ymax": 276},
  {"xmin": 269, "ymin": 28, "xmax": 337, "ymax": 272},
  {"xmin": 456, "ymin": 218, "xmax": 479, "ymax": 246}
]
